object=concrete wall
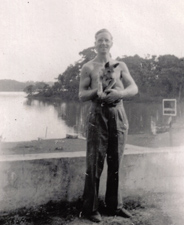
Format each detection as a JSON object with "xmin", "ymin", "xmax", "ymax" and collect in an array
[
  {"xmin": 120, "ymin": 151, "xmax": 184, "ymax": 196},
  {"xmin": 0, "ymin": 153, "xmax": 86, "ymax": 212},
  {"xmin": 0, "ymin": 147, "xmax": 184, "ymax": 212}
]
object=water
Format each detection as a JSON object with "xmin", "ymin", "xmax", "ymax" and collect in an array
[
  {"xmin": 0, "ymin": 92, "xmax": 184, "ymax": 147},
  {"xmin": 0, "ymin": 92, "xmax": 74, "ymax": 142}
]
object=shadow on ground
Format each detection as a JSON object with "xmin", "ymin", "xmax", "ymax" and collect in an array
[{"xmin": 0, "ymin": 193, "xmax": 173, "ymax": 225}]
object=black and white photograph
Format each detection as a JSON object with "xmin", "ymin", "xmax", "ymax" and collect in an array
[{"xmin": 0, "ymin": 0, "xmax": 184, "ymax": 224}]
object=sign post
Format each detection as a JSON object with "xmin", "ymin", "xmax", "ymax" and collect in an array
[
  {"xmin": 163, "ymin": 99, "xmax": 177, "ymax": 116},
  {"xmin": 162, "ymin": 99, "xmax": 177, "ymax": 146}
]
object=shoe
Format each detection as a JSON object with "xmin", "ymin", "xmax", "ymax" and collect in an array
[
  {"xmin": 115, "ymin": 208, "xmax": 132, "ymax": 218},
  {"xmin": 105, "ymin": 207, "xmax": 116, "ymax": 216},
  {"xmin": 89, "ymin": 211, "xmax": 102, "ymax": 223}
]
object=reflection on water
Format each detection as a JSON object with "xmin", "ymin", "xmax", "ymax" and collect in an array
[
  {"xmin": 1, "ymin": 92, "xmax": 184, "ymax": 147},
  {"xmin": 0, "ymin": 93, "xmax": 74, "ymax": 142}
]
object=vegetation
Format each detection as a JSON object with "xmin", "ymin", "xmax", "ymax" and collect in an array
[
  {"xmin": 24, "ymin": 82, "xmax": 52, "ymax": 97},
  {"xmin": 0, "ymin": 194, "xmax": 172, "ymax": 225},
  {"xmin": 24, "ymin": 47, "xmax": 184, "ymax": 102}
]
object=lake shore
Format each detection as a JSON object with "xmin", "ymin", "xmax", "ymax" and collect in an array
[
  {"xmin": 0, "ymin": 138, "xmax": 86, "ymax": 155},
  {"xmin": 1, "ymin": 129, "xmax": 184, "ymax": 156},
  {"xmin": 1, "ymin": 124, "xmax": 184, "ymax": 156},
  {"xmin": 27, "ymin": 92, "xmax": 170, "ymax": 103}
]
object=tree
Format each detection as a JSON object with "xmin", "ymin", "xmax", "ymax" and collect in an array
[
  {"xmin": 156, "ymin": 55, "xmax": 184, "ymax": 99},
  {"xmin": 53, "ymin": 47, "xmax": 96, "ymax": 100},
  {"xmin": 79, "ymin": 47, "xmax": 96, "ymax": 63},
  {"xmin": 26, "ymin": 46, "xmax": 184, "ymax": 101},
  {"xmin": 24, "ymin": 85, "xmax": 35, "ymax": 96},
  {"xmin": 117, "ymin": 55, "xmax": 158, "ymax": 96}
]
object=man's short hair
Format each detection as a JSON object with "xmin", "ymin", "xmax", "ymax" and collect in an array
[{"xmin": 95, "ymin": 29, "xmax": 113, "ymax": 40}]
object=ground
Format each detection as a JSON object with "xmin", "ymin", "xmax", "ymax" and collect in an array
[
  {"xmin": 0, "ymin": 193, "xmax": 174, "ymax": 225},
  {"xmin": 0, "ymin": 138, "xmax": 86, "ymax": 155},
  {"xmin": 1, "ymin": 191, "xmax": 184, "ymax": 225}
]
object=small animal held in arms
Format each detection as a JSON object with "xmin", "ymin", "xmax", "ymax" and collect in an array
[{"xmin": 97, "ymin": 62, "xmax": 119, "ymax": 99}]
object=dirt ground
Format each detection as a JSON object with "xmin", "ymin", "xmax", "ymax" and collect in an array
[
  {"xmin": 0, "ymin": 138, "xmax": 86, "ymax": 155},
  {"xmin": 0, "ymin": 192, "xmax": 178, "ymax": 225}
]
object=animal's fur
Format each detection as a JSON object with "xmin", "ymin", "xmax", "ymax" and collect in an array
[{"xmin": 97, "ymin": 62, "xmax": 119, "ymax": 99}]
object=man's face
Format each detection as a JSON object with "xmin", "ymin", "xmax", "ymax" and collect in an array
[{"xmin": 95, "ymin": 32, "xmax": 113, "ymax": 54}]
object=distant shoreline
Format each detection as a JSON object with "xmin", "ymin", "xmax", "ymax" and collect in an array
[{"xmin": 26, "ymin": 93, "xmax": 171, "ymax": 103}]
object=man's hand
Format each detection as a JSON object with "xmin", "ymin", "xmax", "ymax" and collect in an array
[{"xmin": 103, "ymin": 89, "xmax": 122, "ymax": 104}]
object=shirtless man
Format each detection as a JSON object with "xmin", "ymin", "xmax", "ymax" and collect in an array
[{"xmin": 79, "ymin": 29, "xmax": 138, "ymax": 223}]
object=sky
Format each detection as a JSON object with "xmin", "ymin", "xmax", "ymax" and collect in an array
[{"xmin": 0, "ymin": 0, "xmax": 184, "ymax": 82}]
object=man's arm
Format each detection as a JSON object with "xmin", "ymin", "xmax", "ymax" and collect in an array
[
  {"xmin": 104, "ymin": 62, "xmax": 138, "ymax": 104},
  {"xmin": 118, "ymin": 62, "xmax": 138, "ymax": 97},
  {"xmin": 78, "ymin": 65, "xmax": 98, "ymax": 102}
]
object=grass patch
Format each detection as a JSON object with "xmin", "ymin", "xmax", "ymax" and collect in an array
[{"xmin": 0, "ymin": 194, "xmax": 173, "ymax": 225}]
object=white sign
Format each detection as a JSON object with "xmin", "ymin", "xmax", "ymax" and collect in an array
[{"xmin": 162, "ymin": 99, "xmax": 177, "ymax": 116}]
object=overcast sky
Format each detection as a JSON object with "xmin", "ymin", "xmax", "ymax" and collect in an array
[{"xmin": 0, "ymin": 0, "xmax": 184, "ymax": 82}]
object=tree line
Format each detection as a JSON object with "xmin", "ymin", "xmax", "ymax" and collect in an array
[{"xmin": 24, "ymin": 47, "xmax": 184, "ymax": 101}]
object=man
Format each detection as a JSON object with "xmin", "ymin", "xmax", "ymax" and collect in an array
[{"xmin": 79, "ymin": 29, "xmax": 138, "ymax": 223}]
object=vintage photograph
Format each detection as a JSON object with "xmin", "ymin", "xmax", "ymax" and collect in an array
[{"xmin": 0, "ymin": 0, "xmax": 184, "ymax": 224}]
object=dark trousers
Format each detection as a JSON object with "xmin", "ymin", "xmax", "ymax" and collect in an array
[{"xmin": 82, "ymin": 101, "xmax": 128, "ymax": 214}]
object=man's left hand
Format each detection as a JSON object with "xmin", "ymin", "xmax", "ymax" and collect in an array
[{"xmin": 103, "ymin": 89, "xmax": 122, "ymax": 104}]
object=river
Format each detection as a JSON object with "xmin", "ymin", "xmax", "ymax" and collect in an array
[{"xmin": 0, "ymin": 92, "xmax": 184, "ymax": 147}]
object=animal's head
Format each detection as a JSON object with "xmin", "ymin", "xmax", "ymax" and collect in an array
[{"xmin": 104, "ymin": 62, "xmax": 119, "ymax": 78}]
